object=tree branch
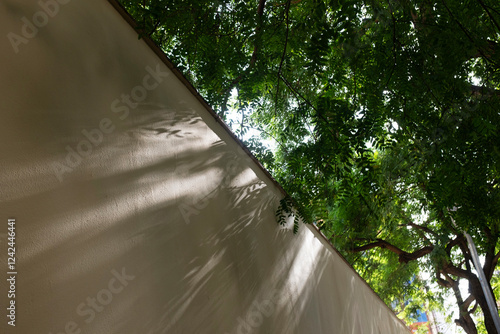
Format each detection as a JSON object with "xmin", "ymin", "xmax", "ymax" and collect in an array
[
  {"xmin": 445, "ymin": 235, "xmax": 465, "ymax": 256},
  {"xmin": 436, "ymin": 271, "xmax": 453, "ymax": 288},
  {"xmin": 483, "ymin": 248, "xmax": 500, "ymax": 281},
  {"xmin": 273, "ymin": 0, "xmax": 302, "ymax": 6},
  {"xmin": 399, "ymin": 221, "xmax": 433, "ymax": 246},
  {"xmin": 463, "ymin": 294, "xmax": 476, "ymax": 311},
  {"xmin": 441, "ymin": 271, "xmax": 479, "ymax": 333},
  {"xmin": 481, "ymin": 227, "xmax": 498, "ymax": 280},
  {"xmin": 278, "ymin": 75, "xmax": 320, "ymax": 141},
  {"xmin": 471, "ymin": 40, "xmax": 498, "ymax": 59},
  {"xmin": 470, "ymin": 84, "xmax": 500, "ymax": 97},
  {"xmin": 441, "ymin": 0, "xmax": 499, "ymax": 68},
  {"xmin": 476, "ymin": 0, "xmax": 500, "ymax": 32},
  {"xmin": 275, "ymin": 0, "xmax": 291, "ymax": 112},
  {"xmin": 351, "ymin": 239, "xmax": 433, "ymax": 263},
  {"xmin": 403, "ymin": 221, "xmax": 439, "ymax": 237},
  {"xmin": 443, "ymin": 262, "xmax": 474, "ymax": 280},
  {"xmin": 469, "ymin": 301, "xmax": 479, "ymax": 314},
  {"xmin": 224, "ymin": 0, "xmax": 267, "ymax": 94},
  {"xmin": 383, "ymin": 0, "xmax": 398, "ymax": 89}
]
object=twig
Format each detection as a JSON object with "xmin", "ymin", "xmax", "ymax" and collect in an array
[{"xmin": 477, "ymin": 0, "xmax": 500, "ymax": 33}]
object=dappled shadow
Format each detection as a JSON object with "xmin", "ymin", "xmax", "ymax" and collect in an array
[{"xmin": 0, "ymin": 1, "xmax": 408, "ymax": 333}]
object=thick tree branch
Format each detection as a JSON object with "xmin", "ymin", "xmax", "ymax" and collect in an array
[
  {"xmin": 437, "ymin": 237, "xmax": 475, "ymax": 280},
  {"xmin": 455, "ymin": 237, "xmax": 474, "ymax": 274},
  {"xmin": 480, "ymin": 227, "xmax": 498, "ymax": 280},
  {"xmin": 469, "ymin": 301, "xmax": 479, "ymax": 314},
  {"xmin": 484, "ymin": 248, "xmax": 500, "ymax": 281},
  {"xmin": 444, "ymin": 272, "xmax": 458, "ymax": 289},
  {"xmin": 351, "ymin": 239, "xmax": 433, "ymax": 263},
  {"xmin": 463, "ymin": 294, "xmax": 476, "ymax": 311},
  {"xmin": 443, "ymin": 262, "xmax": 474, "ymax": 280},
  {"xmin": 439, "ymin": 270, "xmax": 479, "ymax": 334},
  {"xmin": 445, "ymin": 235, "xmax": 465, "ymax": 256},
  {"xmin": 351, "ymin": 239, "xmax": 403, "ymax": 253},
  {"xmin": 436, "ymin": 271, "xmax": 453, "ymax": 288}
]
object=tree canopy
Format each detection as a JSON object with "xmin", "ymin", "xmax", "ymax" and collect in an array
[{"xmin": 119, "ymin": 0, "xmax": 500, "ymax": 332}]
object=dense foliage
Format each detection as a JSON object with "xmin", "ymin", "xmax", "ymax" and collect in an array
[{"xmin": 119, "ymin": 0, "xmax": 500, "ymax": 332}]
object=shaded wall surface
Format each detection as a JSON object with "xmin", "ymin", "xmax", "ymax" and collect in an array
[{"xmin": 0, "ymin": 1, "xmax": 410, "ymax": 333}]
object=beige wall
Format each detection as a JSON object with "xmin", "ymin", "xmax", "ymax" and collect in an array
[{"xmin": 0, "ymin": 1, "xmax": 409, "ymax": 333}]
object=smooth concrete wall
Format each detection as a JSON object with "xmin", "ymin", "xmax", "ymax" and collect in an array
[{"xmin": 0, "ymin": 0, "xmax": 409, "ymax": 333}]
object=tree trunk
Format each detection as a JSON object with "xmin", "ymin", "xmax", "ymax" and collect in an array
[
  {"xmin": 476, "ymin": 294, "xmax": 499, "ymax": 334},
  {"xmin": 470, "ymin": 276, "xmax": 499, "ymax": 334},
  {"xmin": 456, "ymin": 314, "xmax": 478, "ymax": 334},
  {"xmin": 449, "ymin": 275, "xmax": 478, "ymax": 334}
]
